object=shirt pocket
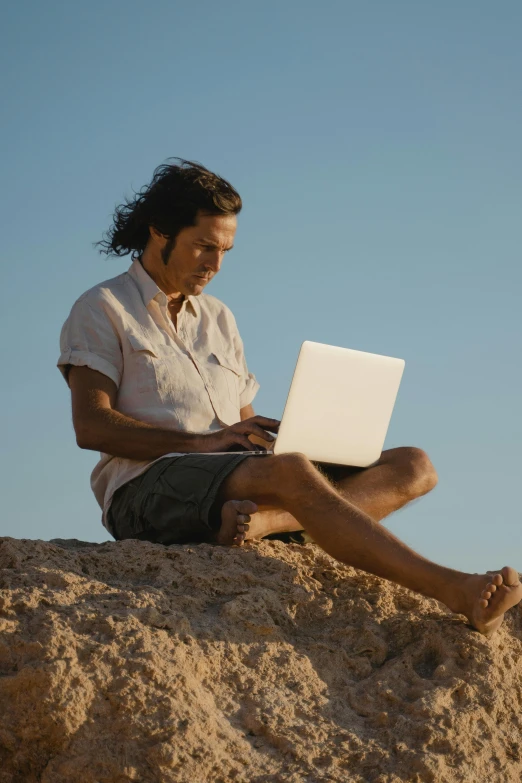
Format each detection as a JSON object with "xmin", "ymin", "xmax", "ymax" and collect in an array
[
  {"xmin": 211, "ymin": 352, "xmax": 242, "ymax": 408},
  {"xmin": 127, "ymin": 332, "xmax": 166, "ymax": 395}
]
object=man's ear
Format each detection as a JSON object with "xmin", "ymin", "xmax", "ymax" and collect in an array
[{"xmin": 149, "ymin": 225, "xmax": 168, "ymax": 247}]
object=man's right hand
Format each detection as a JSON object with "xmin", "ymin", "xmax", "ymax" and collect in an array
[{"xmin": 199, "ymin": 416, "xmax": 280, "ymax": 453}]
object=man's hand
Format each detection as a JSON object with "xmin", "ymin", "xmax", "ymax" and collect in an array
[{"xmin": 200, "ymin": 416, "xmax": 280, "ymax": 452}]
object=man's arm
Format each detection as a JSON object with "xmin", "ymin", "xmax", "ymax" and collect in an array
[
  {"xmin": 240, "ymin": 403, "xmax": 255, "ymax": 422},
  {"xmin": 69, "ymin": 367, "xmax": 278, "ymax": 459},
  {"xmin": 69, "ymin": 366, "xmax": 206, "ymax": 460}
]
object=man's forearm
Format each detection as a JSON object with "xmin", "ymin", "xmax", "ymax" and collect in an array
[{"xmin": 78, "ymin": 407, "xmax": 206, "ymax": 461}]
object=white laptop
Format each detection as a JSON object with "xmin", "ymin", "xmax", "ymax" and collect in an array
[{"xmin": 228, "ymin": 340, "xmax": 405, "ymax": 467}]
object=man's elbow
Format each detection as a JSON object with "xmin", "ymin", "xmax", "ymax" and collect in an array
[{"xmin": 75, "ymin": 422, "xmax": 101, "ymax": 451}]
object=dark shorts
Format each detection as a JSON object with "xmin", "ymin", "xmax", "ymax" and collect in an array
[{"xmin": 107, "ymin": 453, "xmax": 254, "ymax": 546}]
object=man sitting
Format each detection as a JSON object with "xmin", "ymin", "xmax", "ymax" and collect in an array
[{"xmin": 57, "ymin": 158, "xmax": 521, "ymax": 636}]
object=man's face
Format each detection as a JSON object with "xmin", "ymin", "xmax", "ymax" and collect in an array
[{"xmin": 161, "ymin": 212, "xmax": 237, "ymax": 296}]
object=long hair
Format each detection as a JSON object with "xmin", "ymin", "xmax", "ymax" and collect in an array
[{"xmin": 95, "ymin": 158, "xmax": 242, "ymax": 262}]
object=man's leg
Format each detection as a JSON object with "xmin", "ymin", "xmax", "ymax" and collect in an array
[
  {"xmin": 320, "ymin": 446, "xmax": 438, "ymax": 521},
  {"xmin": 215, "ymin": 452, "xmax": 522, "ymax": 636},
  {"xmin": 238, "ymin": 446, "xmax": 438, "ymax": 540}
]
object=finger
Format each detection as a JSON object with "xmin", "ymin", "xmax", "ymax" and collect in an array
[
  {"xmin": 242, "ymin": 423, "xmax": 277, "ymax": 442},
  {"xmin": 236, "ymin": 434, "xmax": 267, "ymax": 452},
  {"xmin": 251, "ymin": 416, "xmax": 280, "ymax": 433},
  {"xmin": 234, "ymin": 435, "xmax": 257, "ymax": 451}
]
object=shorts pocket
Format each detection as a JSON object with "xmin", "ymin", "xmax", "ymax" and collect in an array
[{"xmin": 108, "ymin": 480, "xmax": 150, "ymax": 540}]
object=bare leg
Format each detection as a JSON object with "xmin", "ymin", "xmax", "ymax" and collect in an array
[
  {"xmin": 320, "ymin": 446, "xmax": 438, "ymax": 521},
  {"xmin": 216, "ymin": 452, "xmax": 522, "ymax": 636},
  {"xmin": 242, "ymin": 446, "xmax": 438, "ymax": 539}
]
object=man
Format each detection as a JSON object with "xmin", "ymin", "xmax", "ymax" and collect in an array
[{"xmin": 58, "ymin": 158, "xmax": 521, "ymax": 636}]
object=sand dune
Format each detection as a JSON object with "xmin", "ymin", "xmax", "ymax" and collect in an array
[{"xmin": 0, "ymin": 536, "xmax": 521, "ymax": 782}]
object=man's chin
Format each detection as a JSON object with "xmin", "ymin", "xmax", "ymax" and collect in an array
[
  {"xmin": 187, "ymin": 278, "xmax": 209, "ymax": 295},
  {"xmin": 186, "ymin": 284, "xmax": 203, "ymax": 296}
]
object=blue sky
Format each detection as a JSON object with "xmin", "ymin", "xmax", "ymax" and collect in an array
[{"xmin": 1, "ymin": 1, "xmax": 520, "ymax": 572}]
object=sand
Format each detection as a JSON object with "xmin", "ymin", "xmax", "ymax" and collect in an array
[{"xmin": 0, "ymin": 535, "xmax": 521, "ymax": 783}]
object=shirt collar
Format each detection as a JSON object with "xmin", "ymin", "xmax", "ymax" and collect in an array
[{"xmin": 127, "ymin": 256, "xmax": 197, "ymax": 314}]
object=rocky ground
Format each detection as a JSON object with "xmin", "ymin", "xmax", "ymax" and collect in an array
[{"xmin": 0, "ymin": 536, "xmax": 521, "ymax": 782}]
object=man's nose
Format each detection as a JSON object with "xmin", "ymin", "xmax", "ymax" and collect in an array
[{"xmin": 205, "ymin": 250, "xmax": 224, "ymax": 272}]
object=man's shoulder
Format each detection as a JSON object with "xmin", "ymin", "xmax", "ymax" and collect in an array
[
  {"xmin": 72, "ymin": 269, "xmax": 130, "ymax": 311},
  {"xmin": 198, "ymin": 292, "xmax": 235, "ymax": 319}
]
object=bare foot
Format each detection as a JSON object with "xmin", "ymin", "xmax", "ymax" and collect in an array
[
  {"xmin": 455, "ymin": 566, "xmax": 522, "ymax": 637},
  {"xmin": 215, "ymin": 500, "xmax": 258, "ymax": 546},
  {"xmin": 244, "ymin": 508, "xmax": 305, "ymax": 540}
]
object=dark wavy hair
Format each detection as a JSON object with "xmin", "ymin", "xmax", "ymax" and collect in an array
[{"xmin": 95, "ymin": 158, "xmax": 242, "ymax": 263}]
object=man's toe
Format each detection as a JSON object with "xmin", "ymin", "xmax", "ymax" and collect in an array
[
  {"xmin": 237, "ymin": 500, "xmax": 258, "ymax": 515},
  {"xmin": 500, "ymin": 566, "xmax": 520, "ymax": 586}
]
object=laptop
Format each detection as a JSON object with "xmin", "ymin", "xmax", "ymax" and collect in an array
[{"xmin": 227, "ymin": 340, "xmax": 405, "ymax": 467}]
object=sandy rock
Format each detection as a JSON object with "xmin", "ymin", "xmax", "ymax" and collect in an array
[{"xmin": 0, "ymin": 536, "xmax": 521, "ymax": 783}]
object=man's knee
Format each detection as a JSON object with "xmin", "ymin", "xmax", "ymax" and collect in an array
[
  {"xmin": 259, "ymin": 452, "xmax": 315, "ymax": 499},
  {"xmin": 272, "ymin": 451, "xmax": 310, "ymax": 469},
  {"xmin": 266, "ymin": 451, "xmax": 312, "ymax": 481},
  {"xmin": 389, "ymin": 446, "xmax": 438, "ymax": 498},
  {"xmin": 217, "ymin": 451, "xmax": 315, "ymax": 509}
]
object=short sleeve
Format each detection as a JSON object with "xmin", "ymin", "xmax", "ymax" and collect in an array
[
  {"xmin": 230, "ymin": 317, "xmax": 260, "ymax": 409},
  {"xmin": 57, "ymin": 296, "xmax": 123, "ymax": 389}
]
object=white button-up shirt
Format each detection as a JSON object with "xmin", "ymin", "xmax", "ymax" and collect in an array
[{"xmin": 57, "ymin": 257, "xmax": 259, "ymax": 531}]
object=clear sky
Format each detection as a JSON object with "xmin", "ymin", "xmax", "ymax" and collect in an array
[{"xmin": 1, "ymin": 1, "xmax": 521, "ymax": 572}]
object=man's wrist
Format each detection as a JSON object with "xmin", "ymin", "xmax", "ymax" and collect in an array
[{"xmin": 188, "ymin": 431, "xmax": 211, "ymax": 453}]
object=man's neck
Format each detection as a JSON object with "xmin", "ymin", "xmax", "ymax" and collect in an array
[{"xmin": 139, "ymin": 250, "xmax": 184, "ymax": 302}]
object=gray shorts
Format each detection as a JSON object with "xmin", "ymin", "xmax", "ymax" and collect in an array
[{"xmin": 107, "ymin": 453, "xmax": 253, "ymax": 546}]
